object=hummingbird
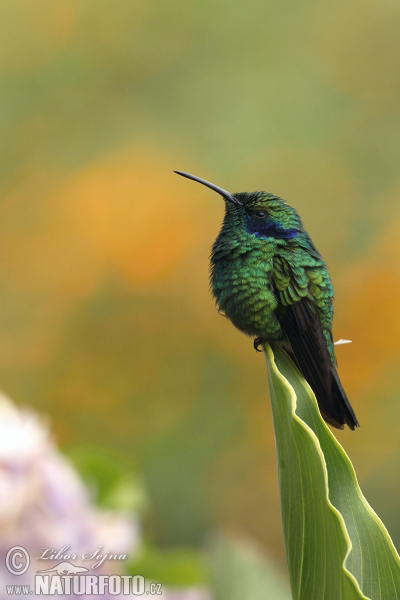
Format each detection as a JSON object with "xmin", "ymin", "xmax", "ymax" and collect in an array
[{"xmin": 174, "ymin": 170, "xmax": 359, "ymax": 430}]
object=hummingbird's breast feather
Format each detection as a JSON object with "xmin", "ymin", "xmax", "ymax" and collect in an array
[{"xmin": 210, "ymin": 244, "xmax": 282, "ymax": 339}]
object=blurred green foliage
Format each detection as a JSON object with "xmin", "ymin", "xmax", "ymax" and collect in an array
[
  {"xmin": 66, "ymin": 443, "xmax": 147, "ymax": 513},
  {"xmin": 127, "ymin": 545, "xmax": 208, "ymax": 589},
  {"xmin": 208, "ymin": 536, "xmax": 291, "ymax": 600},
  {"xmin": 0, "ymin": 0, "xmax": 399, "ymax": 587}
]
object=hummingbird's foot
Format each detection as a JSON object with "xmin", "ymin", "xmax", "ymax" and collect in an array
[{"xmin": 253, "ymin": 338, "xmax": 266, "ymax": 352}]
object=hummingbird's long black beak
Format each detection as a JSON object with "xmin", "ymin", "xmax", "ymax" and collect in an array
[{"xmin": 174, "ymin": 171, "xmax": 242, "ymax": 205}]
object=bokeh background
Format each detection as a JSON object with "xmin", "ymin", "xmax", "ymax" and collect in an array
[{"xmin": 1, "ymin": 1, "xmax": 400, "ymax": 597}]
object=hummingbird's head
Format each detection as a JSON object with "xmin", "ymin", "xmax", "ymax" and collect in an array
[{"xmin": 174, "ymin": 171, "xmax": 302, "ymax": 240}]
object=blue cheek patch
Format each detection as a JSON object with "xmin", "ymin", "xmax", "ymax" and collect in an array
[
  {"xmin": 255, "ymin": 228, "xmax": 298, "ymax": 240},
  {"xmin": 247, "ymin": 217, "xmax": 298, "ymax": 240}
]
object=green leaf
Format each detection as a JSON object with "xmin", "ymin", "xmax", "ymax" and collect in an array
[{"xmin": 264, "ymin": 343, "xmax": 400, "ymax": 600}]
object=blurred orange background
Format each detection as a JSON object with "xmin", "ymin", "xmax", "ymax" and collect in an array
[{"xmin": 0, "ymin": 0, "xmax": 399, "ymax": 587}]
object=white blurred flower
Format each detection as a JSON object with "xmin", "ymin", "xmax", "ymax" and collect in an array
[{"xmin": 0, "ymin": 393, "xmax": 140, "ymax": 599}]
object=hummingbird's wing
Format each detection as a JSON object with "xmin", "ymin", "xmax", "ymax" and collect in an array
[{"xmin": 272, "ymin": 257, "xmax": 359, "ymax": 430}]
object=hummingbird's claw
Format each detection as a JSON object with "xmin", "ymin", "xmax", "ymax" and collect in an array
[{"xmin": 254, "ymin": 338, "xmax": 266, "ymax": 352}]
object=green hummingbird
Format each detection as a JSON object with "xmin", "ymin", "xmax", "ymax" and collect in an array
[{"xmin": 175, "ymin": 170, "xmax": 359, "ymax": 430}]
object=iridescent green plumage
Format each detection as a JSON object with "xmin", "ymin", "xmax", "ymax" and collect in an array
[{"xmin": 175, "ymin": 171, "xmax": 359, "ymax": 430}]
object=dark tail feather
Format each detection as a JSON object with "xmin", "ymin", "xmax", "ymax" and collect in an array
[
  {"xmin": 278, "ymin": 298, "xmax": 359, "ymax": 430},
  {"xmin": 330, "ymin": 368, "xmax": 359, "ymax": 430},
  {"xmin": 285, "ymin": 343, "xmax": 359, "ymax": 430}
]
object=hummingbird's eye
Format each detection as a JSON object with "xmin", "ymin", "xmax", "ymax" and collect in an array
[{"xmin": 254, "ymin": 211, "xmax": 266, "ymax": 218}]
